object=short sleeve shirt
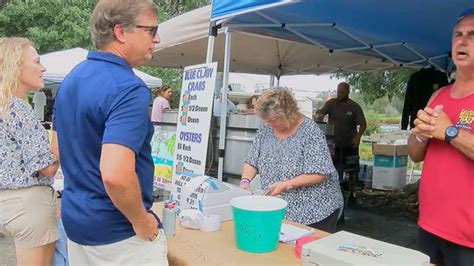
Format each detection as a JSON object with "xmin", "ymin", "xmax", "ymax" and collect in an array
[
  {"xmin": 320, "ymin": 99, "xmax": 365, "ymax": 146},
  {"xmin": 245, "ymin": 117, "xmax": 343, "ymax": 225},
  {"xmin": 151, "ymin": 96, "xmax": 170, "ymax": 122},
  {"xmin": 0, "ymin": 97, "xmax": 55, "ymax": 189},
  {"xmin": 53, "ymin": 51, "xmax": 155, "ymax": 245}
]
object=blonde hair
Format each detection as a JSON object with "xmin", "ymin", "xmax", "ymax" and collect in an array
[
  {"xmin": 255, "ymin": 87, "xmax": 300, "ymax": 126},
  {"xmin": 90, "ymin": 0, "xmax": 158, "ymax": 49},
  {"xmin": 0, "ymin": 37, "xmax": 32, "ymax": 116}
]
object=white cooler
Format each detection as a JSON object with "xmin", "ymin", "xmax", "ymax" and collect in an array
[{"xmin": 301, "ymin": 231, "xmax": 430, "ymax": 266}]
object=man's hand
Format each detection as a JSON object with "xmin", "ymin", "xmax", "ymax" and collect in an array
[
  {"xmin": 412, "ymin": 105, "xmax": 441, "ymax": 139},
  {"xmin": 352, "ymin": 135, "xmax": 362, "ymax": 147},
  {"xmin": 429, "ymin": 106, "xmax": 453, "ymax": 141},
  {"xmin": 412, "ymin": 105, "xmax": 452, "ymax": 141},
  {"xmin": 132, "ymin": 213, "xmax": 159, "ymax": 241}
]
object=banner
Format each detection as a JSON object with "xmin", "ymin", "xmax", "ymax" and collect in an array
[{"xmin": 151, "ymin": 127, "xmax": 176, "ymax": 191}]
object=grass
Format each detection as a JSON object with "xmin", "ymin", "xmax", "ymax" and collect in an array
[{"xmin": 365, "ymin": 113, "xmax": 401, "ymax": 124}]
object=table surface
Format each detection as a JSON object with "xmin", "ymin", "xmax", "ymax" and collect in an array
[{"xmin": 152, "ymin": 203, "xmax": 330, "ymax": 266}]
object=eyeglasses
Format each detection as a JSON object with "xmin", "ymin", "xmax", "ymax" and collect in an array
[{"xmin": 136, "ymin": 24, "xmax": 158, "ymax": 38}]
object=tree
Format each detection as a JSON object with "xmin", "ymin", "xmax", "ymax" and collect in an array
[
  {"xmin": 337, "ymin": 69, "xmax": 416, "ymax": 104},
  {"xmin": 1, "ymin": 0, "xmax": 210, "ymax": 108},
  {"xmin": 154, "ymin": 0, "xmax": 209, "ymax": 17},
  {"xmin": 0, "ymin": 0, "xmax": 94, "ymax": 53},
  {"xmin": 138, "ymin": 65, "xmax": 183, "ymax": 108}
]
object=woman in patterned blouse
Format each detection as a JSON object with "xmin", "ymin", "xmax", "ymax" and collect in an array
[
  {"xmin": 239, "ymin": 88, "xmax": 343, "ymax": 232},
  {"xmin": 0, "ymin": 37, "xmax": 60, "ymax": 265}
]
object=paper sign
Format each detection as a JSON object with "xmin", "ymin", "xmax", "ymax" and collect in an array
[{"xmin": 151, "ymin": 127, "xmax": 176, "ymax": 191}]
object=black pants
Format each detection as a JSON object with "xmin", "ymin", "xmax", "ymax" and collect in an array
[
  {"xmin": 332, "ymin": 145, "xmax": 359, "ymax": 184},
  {"xmin": 307, "ymin": 208, "xmax": 340, "ymax": 233},
  {"xmin": 417, "ymin": 227, "xmax": 474, "ymax": 266}
]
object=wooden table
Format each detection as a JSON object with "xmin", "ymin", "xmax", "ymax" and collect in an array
[{"xmin": 152, "ymin": 203, "xmax": 329, "ymax": 266}]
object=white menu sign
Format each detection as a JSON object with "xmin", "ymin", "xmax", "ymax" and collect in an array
[{"xmin": 171, "ymin": 62, "xmax": 217, "ymax": 207}]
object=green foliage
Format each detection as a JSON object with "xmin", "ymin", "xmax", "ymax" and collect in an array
[
  {"xmin": 337, "ymin": 69, "xmax": 416, "ymax": 104},
  {"xmin": 154, "ymin": 0, "xmax": 210, "ymax": 17},
  {"xmin": 1, "ymin": 0, "xmax": 210, "ymax": 109},
  {"xmin": 0, "ymin": 0, "xmax": 94, "ymax": 53},
  {"xmin": 364, "ymin": 124, "xmax": 380, "ymax": 136},
  {"xmin": 359, "ymin": 142, "xmax": 373, "ymax": 162},
  {"xmin": 138, "ymin": 66, "xmax": 183, "ymax": 108}
]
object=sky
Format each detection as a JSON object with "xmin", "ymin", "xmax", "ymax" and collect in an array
[{"xmin": 228, "ymin": 73, "xmax": 345, "ymax": 99}]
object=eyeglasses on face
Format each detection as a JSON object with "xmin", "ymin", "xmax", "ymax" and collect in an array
[{"xmin": 136, "ymin": 24, "xmax": 159, "ymax": 38}]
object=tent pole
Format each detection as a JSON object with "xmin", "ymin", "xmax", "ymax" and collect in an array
[
  {"xmin": 269, "ymin": 75, "xmax": 275, "ymax": 88},
  {"xmin": 206, "ymin": 21, "xmax": 218, "ymax": 63},
  {"xmin": 218, "ymin": 29, "xmax": 232, "ymax": 182}
]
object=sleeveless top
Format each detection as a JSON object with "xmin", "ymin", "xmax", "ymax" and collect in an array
[{"xmin": 418, "ymin": 85, "xmax": 474, "ymax": 248}]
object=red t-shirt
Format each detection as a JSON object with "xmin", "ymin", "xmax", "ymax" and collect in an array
[{"xmin": 418, "ymin": 85, "xmax": 474, "ymax": 248}]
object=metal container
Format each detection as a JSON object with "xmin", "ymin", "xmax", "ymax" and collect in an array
[
  {"xmin": 161, "ymin": 109, "xmax": 179, "ymax": 124},
  {"xmin": 226, "ymin": 113, "xmax": 262, "ymax": 129},
  {"xmin": 316, "ymin": 122, "xmax": 335, "ymax": 136},
  {"xmin": 220, "ymin": 129, "xmax": 257, "ymax": 175},
  {"xmin": 212, "ymin": 113, "xmax": 261, "ymax": 175}
]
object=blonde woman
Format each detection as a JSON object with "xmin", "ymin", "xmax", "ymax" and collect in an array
[
  {"xmin": 151, "ymin": 84, "xmax": 172, "ymax": 122},
  {"xmin": 0, "ymin": 37, "xmax": 59, "ymax": 265},
  {"xmin": 240, "ymin": 88, "xmax": 343, "ymax": 232}
]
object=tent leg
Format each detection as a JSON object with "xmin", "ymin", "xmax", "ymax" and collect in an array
[
  {"xmin": 218, "ymin": 30, "xmax": 232, "ymax": 182},
  {"xmin": 270, "ymin": 75, "xmax": 275, "ymax": 88}
]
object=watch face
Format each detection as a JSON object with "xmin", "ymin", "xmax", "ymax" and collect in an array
[{"xmin": 446, "ymin": 126, "xmax": 458, "ymax": 137}]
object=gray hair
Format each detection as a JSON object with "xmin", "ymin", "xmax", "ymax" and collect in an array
[{"xmin": 90, "ymin": 0, "xmax": 158, "ymax": 49}]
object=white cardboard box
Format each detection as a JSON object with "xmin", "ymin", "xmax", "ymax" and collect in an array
[
  {"xmin": 372, "ymin": 144, "xmax": 408, "ymax": 191},
  {"xmin": 301, "ymin": 231, "xmax": 430, "ymax": 266}
]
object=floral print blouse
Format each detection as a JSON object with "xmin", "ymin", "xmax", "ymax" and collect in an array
[
  {"xmin": 246, "ymin": 116, "xmax": 343, "ymax": 225},
  {"xmin": 0, "ymin": 97, "xmax": 55, "ymax": 189}
]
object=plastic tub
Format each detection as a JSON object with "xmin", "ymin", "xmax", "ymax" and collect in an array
[{"xmin": 230, "ymin": 195, "xmax": 287, "ymax": 253}]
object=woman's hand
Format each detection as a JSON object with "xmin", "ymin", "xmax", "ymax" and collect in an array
[{"xmin": 267, "ymin": 181, "xmax": 292, "ymax": 196}]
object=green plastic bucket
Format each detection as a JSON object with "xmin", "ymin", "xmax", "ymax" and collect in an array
[{"xmin": 230, "ymin": 195, "xmax": 288, "ymax": 253}]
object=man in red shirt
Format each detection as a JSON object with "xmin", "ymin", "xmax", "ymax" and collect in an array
[{"xmin": 409, "ymin": 9, "xmax": 474, "ymax": 266}]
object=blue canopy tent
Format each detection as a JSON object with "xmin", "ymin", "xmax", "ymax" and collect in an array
[
  {"xmin": 206, "ymin": 0, "xmax": 472, "ymax": 181},
  {"xmin": 211, "ymin": 0, "xmax": 473, "ymax": 72}
]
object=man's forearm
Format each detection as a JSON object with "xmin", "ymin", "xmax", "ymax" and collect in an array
[
  {"xmin": 358, "ymin": 123, "xmax": 367, "ymax": 137},
  {"xmin": 314, "ymin": 111, "xmax": 325, "ymax": 122},
  {"xmin": 101, "ymin": 144, "xmax": 148, "ymax": 225},
  {"xmin": 451, "ymin": 129, "xmax": 474, "ymax": 160},
  {"xmin": 103, "ymin": 173, "xmax": 148, "ymax": 224}
]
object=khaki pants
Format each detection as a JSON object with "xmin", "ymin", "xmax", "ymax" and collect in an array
[{"xmin": 68, "ymin": 229, "xmax": 168, "ymax": 265}]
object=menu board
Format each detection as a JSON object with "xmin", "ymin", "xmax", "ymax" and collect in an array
[{"xmin": 170, "ymin": 62, "xmax": 217, "ymax": 207}]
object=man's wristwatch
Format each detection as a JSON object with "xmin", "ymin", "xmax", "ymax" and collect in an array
[{"xmin": 445, "ymin": 126, "xmax": 459, "ymax": 144}]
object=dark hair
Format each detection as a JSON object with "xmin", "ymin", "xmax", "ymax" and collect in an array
[
  {"xmin": 90, "ymin": 0, "xmax": 158, "ymax": 49},
  {"xmin": 158, "ymin": 84, "xmax": 171, "ymax": 96}
]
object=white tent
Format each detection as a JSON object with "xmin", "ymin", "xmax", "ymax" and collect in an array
[
  {"xmin": 41, "ymin": 48, "xmax": 162, "ymax": 88},
  {"xmin": 149, "ymin": 5, "xmax": 393, "ymax": 76}
]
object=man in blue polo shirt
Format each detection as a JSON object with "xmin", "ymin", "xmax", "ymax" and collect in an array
[{"xmin": 53, "ymin": 0, "xmax": 167, "ymax": 264}]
